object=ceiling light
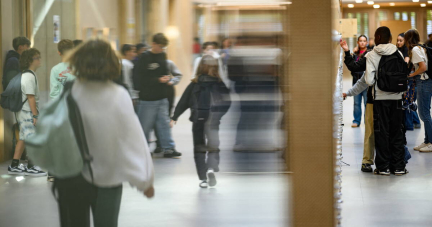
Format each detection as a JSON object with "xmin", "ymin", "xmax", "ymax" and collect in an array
[
  {"xmin": 367, "ymin": 1, "xmax": 374, "ymax": 5},
  {"xmin": 429, "ymin": 1, "xmax": 432, "ymax": 3},
  {"xmin": 421, "ymin": 3, "xmax": 427, "ymax": 7},
  {"xmin": 390, "ymin": 3, "xmax": 395, "ymax": 6},
  {"xmin": 355, "ymin": 0, "xmax": 363, "ymax": 3},
  {"xmin": 348, "ymin": 4, "xmax": 354, "ymax": 8},
  {"xmin": 413, "ymin": 0, "xmax": 419, "ymax": 2},
  {"xmin": 373, "ymin": 4, "xmax": 380, "ymax": 8}
]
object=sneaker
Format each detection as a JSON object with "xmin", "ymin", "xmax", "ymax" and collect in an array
[
  {"xmin": 199, "ymin": 180, "xmax": 208, "ymax": 188},
  {"xmin": 414, "ymin": 143, "xmax": 430, "ymax": 151},
  {"xmin": 7, "ymin": 165, "xmax": 25, "ymax": 175},
  {"xmin": 153, "ymin": 147, "xmax": 163, "ymax": 154},
  {"xmin": 351, "ymin": 123, "xmax": 359, "ymax": 128},
  {"xmin": 361, "ymin": 164, "xmax": 373, "ymax": 172},
  {"xmin": 414, "ymin": 124, "xmax": 421, "ymax": 129},
  {"xmin": 163, "ymin": 149, "xmax": 182, "ymax": 158},
  {"xmin": 420, "ymin": 144, "xmax": 432, "ymax": 153},
  {"xmin": 206, "ymin": 169, "xmax": 217, "ymax": 187},
  {"xmin": 373, "ymin": 168, "xmax": 390, "ymax": 176},
  {"xmin": 25, "ymin": 166, "xmax": 47, "ymax": 177},
  {"xmin": 394, "ymin": 168, "xmax": 409, "ymax": 176}
]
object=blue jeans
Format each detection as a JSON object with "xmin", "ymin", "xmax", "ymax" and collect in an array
[
  {"xmin": 416, "ymin": 78, "xmax": 432, "ymax": 143},
  {"xmin": 405, "ymin": 79, "xmax": 421, "ymax": 130},
  {"xmin": 136, "ymin": 99, "xmax": 175, "ymax": 150},
  {"xmin": 353, "ymin": 88, "xmax": 368, "ymax": 124}
]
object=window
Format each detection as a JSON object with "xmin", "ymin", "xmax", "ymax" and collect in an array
[
  {"xmin": 427, "ymin": 10, "xmax": 432, "ymax": 36},
  {"xmin": 363, "ymin": 13, "xmax": 369, "ymax": 37},
  {"xmin": 402, "ymin": 12, "xmax": 408, "ymax": 21},
  {"xmin": 377, "ymin": 11, "xmax": 388, "ymax": 28},
  {"xmin": 394, "ymin": 12, "xmax": 400, "ymax": 20},
  {"xmin": 411, "ymin": 12, "xmax": 416, "ymax": 29},
  {"xmin": 344, "ymin": 12, "xmax": 369, "ymax": 50}
]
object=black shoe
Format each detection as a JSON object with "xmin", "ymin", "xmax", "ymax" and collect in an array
[
  {"xmin": 199, "ymin": 180, "xmax": 208, "ymax": 188},
  {"xmin": 373, "ymin": 168, "xmax": 390, "ymax": 176},
  {"xmin": 153, "ymin": 147, "xmax": 163, "ymax": 154},
  {"xmin": 25, "ymin": 166, "xmax": 47, "ymax": 177},
  {"xmin": 163, "ymin": 149, "xmax": 182, "ymax": 158},
  {"xmin": 8, "ymin": 165, "xmax": 25, "ymax": 175},
  {"xmin": 394, "ymin": 168, "xmax": 409, "ymax": 176},
  {"xmin": 361, "ymin": 164, "xmax": 373, "ymax": 172}
]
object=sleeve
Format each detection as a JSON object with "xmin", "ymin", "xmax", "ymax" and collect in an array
[
  {"xmin": 21, "ymin": 73, "xmax": 37, "ymax": 95},
  {"xmin": 132, "ymin": 57, "xmax": 143, "ymax": 91},
  {"xmin": 172, "ymin": 83, "xmax": 194, "ymax": 121},
  {"xmin": 191, "ymin": 57, "xmax": 201, "ymax": 79},
  {"xmin": 365, "ymin": 54, "xmax": 376, "ymax": 86},
  {"xmin": 49, "ymin": 67, "xmax": 61, "ymax": 100},
  {"xmin": 346, "ymin": 74, "xmax": 369, "ymax": 97},
  {"xmin": 411, "ymin": 47, "xmax": 425, "ymax": 64},
  {"xmin": 344, "ymin": 51, "xmax": 367, "ymax": 72},
  {"xmin": 168, "ymin": 60, "xmax": 183, "ymax": 85}
]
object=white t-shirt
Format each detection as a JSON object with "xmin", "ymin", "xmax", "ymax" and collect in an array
[
  {"xmin": 21, "ymin": 70, "xmax": 39, "ymax": 112},
  {"xmin": 412, "ymin": 46, "xmax": 429, "ymax": 80},
  {"xmin": 121, "ymin": 59, "xmax": 139, "ymax": 99}
]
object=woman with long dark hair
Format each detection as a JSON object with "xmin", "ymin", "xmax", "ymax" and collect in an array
[
  {"xmin": 405, "ymin": 29, "xmax": 432, "ymax": 152},
  {"xmin": 351, "ymin": 35, "xmax": 369, "ymax": 128}
]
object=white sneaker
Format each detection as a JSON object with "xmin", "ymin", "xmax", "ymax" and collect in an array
[
  {"xmin": 419, "ymin": 144, "xmax": 432, "ymax": 153},
  {"xmin": 206, "ymin": 169, "xmax": 217, "ymax": 187},
  {"xmin": 414, "ymin": 143, "xmax": 430, "ymax": 151}
]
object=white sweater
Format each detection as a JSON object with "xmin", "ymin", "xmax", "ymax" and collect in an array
[{"xmin": 72, "ymin": 80, "xmax": 154, "ymax": 192}]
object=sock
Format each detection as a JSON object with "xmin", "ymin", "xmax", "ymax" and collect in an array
[{"xmin": 11, "ymin": 159, "xmax": 19, "ymax": 168}]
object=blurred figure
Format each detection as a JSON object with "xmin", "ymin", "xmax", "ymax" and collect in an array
[
  {"xmin": 73, "ymin": 39, "xmax": 83, "ymax": 47},
  {"xmin": 227, "ymin": 36, "xmax": 282, "ymax": 152},
  {"xmin": 120, "ymin": 44, "xmax": 138, "ymax": 100},
  {"xmin": 191, "ymin": 42, "xmax": 220, "ymax": 80},
  {"xmin": 136, "ymin": 43, "xmax": 148, "ymax": 55},
  {"xmin": 367, "ymin": 38, "xmax": 375, "ymax": 51},
  {"xmin": 7, "ymin": 48, "xmax": 47, "ymax": 176},
  {"xmin": 56, "ymin": 39, "xmax": 154, "ymax": 227},
  {"xmin": 220, "ymin": 38, "xmax": 232, "ymax": 66},
  {"xmin": 193, "ymin": 37, "xmax": 201, "ymax": 61},
  {"xmin": 50, "ymin": 39, "xmax": 76, "ymax": 100},
  {"xmin": 425, "ymin": 34, "xmax": 432, "ymax": 48},
  {"xmin": 171, "ymin": 55, "xmax": 231, "ymax": 188},
  {"xmin": 133, "ymin": 33, "xmax": 181, "ymax": 157},
  {"xmin": 3, "ymin": 37, "xmax": 31, "ymax": 90}
]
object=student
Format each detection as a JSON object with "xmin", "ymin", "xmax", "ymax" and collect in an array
[
  {"xmin": 120, "ymin": 44, "xmax": 138, "ymax": 100},
  {"xmin": 136, "ymin": 43, "xmax": 148, "ymax": 55},
  {"xmin": 365, "ymin": 26, "xmax": 407, "ymax": 176},
  {"xmin": 56, "ymin": 39, "xmax": 154, "ymax": 227},
  {"xmin": 350, "ymin": 35, "xmax": 369, "ymax": 128},
  {"xmin": 133, "ymin": 33, "xmax": 180, "ymax": 157},
  {"xmin": 171, "ymin": 55, "xmax": 231, "ymax": 188},
  {"xmin": 3, "ymin": 37, "xmax": 31, "ymax": 90},
  {"xmin": 193, "ymin": 37, "xmax": 201, "ymax": 61},
  {"xmin": 424, "ymin": 34, "xmax": 432, "ymax": 48},
  {"xmin": 7, "ymin": 48, "xmax": 46, "ymax": 176},
  {"xmin": 340, "ymin": 39, "xmax": 374, "ymax": 172},
  {"xmin": 50, "ymin": 39, "xmax": 76, "ymax": 100},
  {"xmin": 73, "ymin": 39, "xmax": 83, "ymax": 47},
  {"xmin": 405, "ymin": 29, "xmax": 432, "ymax": 152},
  {"xmin": 191, "ymin": 42, "xmax": 220, "ymax": 79}
]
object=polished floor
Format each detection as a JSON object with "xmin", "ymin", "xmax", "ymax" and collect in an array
[{"xmin": 341, "ymin": 70, "xmax": 432, "ymax": 227}]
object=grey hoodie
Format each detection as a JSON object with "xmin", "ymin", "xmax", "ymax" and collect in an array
[
  {"xmin": 346, "ymin": 74, "xmax": 368, "ymax": 97},
  {"xmin": 365, "ymin": 43, "xmax": 404, "ymax": 100}
]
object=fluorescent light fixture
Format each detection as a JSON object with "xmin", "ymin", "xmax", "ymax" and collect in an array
[
  {"xmin": 373, "ymin": 4, "xmax": 380, "ymax": 8},
  {"xmin": 367, "ymin": 1, "xmax": 374, "ymax": 5},
  {"xmin": 390, "ymin": 3, "xmax": 395, "ymax": 6},
  {"xmin": 348, "ymin": 4, "xmax": 354, "ymax": 8},
  {"xmin": 413, "ymin": 0, "xmax": 419, "ymax": 2},
  {"xmin": 355, "ymin": 0, "xmax": 363, "ymax": 3},
  {"xmin": 216, "ymin": 2, "xmax": 291, "ymax": 6},
  {"xmin": 429, "ymin": 1, "xmax": 432, "ymax": 3},
  {"xmin": 421, "ymin": 3, "xmax": 427, "ymax": 7}
]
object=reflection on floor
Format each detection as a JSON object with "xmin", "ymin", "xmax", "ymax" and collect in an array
[
  {"xmin": 0, "ymin": 103, "xmax": 289, "ymax": 227},
  {"xmin": 341, "ymin": 70, "xmax": 432, "ymax": 227}
]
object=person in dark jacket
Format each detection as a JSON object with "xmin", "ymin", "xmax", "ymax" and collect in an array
[
  {"xmin": 3, "ymin": 37, "xmax": 31, "ymax": 90},
  {"xmin": 133, "ymin": 33, "xmax": 180, "ymax": 157},
  {"xmin": 171, "ymin": 55, "xmax": 231, "ymax": 188}
]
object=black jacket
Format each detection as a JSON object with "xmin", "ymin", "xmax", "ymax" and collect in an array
[
  {"xmin": 172, "ymin": 75, "xmax": 231, "ymax": 122},
  {"xmin": 345, "ymin": 50, "xmax": 368, "ymax": 85},
  {"xmin": 132, "ymin": 51, "xmax": 169, "ymax": 101},
  {"xmin": 344, "ymin": 50, "xmax": 373, "ymax": 104},
  {"xmin": 2, "ymin": 50, "xmax": 20, "ymax": 90}
]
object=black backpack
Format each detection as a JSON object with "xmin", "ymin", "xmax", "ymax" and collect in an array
[
  {"xmin": 1, "ymin": 70, "xmax": 35, "ymax": 112},
  {"xmin": 419, "ymin": 45, "xmax": 432, "ymax": 78},
  {"xmin": 376, "ymin": 50, "xmax": 409, "ymax": 93}
]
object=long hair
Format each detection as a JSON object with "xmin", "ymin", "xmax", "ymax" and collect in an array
[
  {"xmin": 404, "ymin": 29, "xmax": 421, "ymax": 60},
  {"xmin": 354, "ymin": 35, "xmax": 368, "ymax": 57},
  {"xmin": 192, "ymin": 55, "xmax": 220, "ymax": 83}
]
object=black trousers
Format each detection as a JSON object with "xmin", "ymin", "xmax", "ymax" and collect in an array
[
  {"xmin": 192, "ymin": 113, "xmax": 223, "ymax": 180},
  {"xmin": 55, "ymin": 175, "xmax": 123, "ymax": 227},
  {"xmin": 373, "ymin": 100, "xmax": 406, "ymax": 170}
]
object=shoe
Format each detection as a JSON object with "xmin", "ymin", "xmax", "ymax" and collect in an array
[
  {"xmin": 8, "ymin": 165, "xmax": 25, "ymax": 175},
  {"xmin": 373, "ymin": 168, "xmax": 390, "ymax": 176},
  {"xmin": 351, "ymin": 123, "xmax": 359, "ymax": 128},
  {"xmin": 414, "ymin": 143, "xmax": 430, "ymax": 151},
  {"xmin": 419, "ymin": 144, "xmax": 432, "ymax": 153},
  {"xmin": 414, "ymin": 124, "xmax": 421, "ymax": 129},
  {"xmin": 394, "ymin": 168, "xmax": 409, "ymax": 176},
  {"xmin": 206, "ymin": 169, "xmax": 217, "ymax": 187},
  {"xmin": 25, "ymin": 166, "xmax": 47, "ymax": 177},
  {"xmin": 163, "ymin": 149, "xmax": 182, "ymax": 158},
  {"xmin": 361, "ymin": 164, "xmax": 373, "ymax": 172},
  {"xmin": 153, "ymin": 147, "xmax": 163, "ymax": 153},
  {"xmin": 199, "ymin": 180, "xmax": 208, "ymax": 188}
]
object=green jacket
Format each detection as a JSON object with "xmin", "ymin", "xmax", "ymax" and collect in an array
[{"xmin": 50, "ymin": 62, "xmax": 76, "ymax": 100}]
